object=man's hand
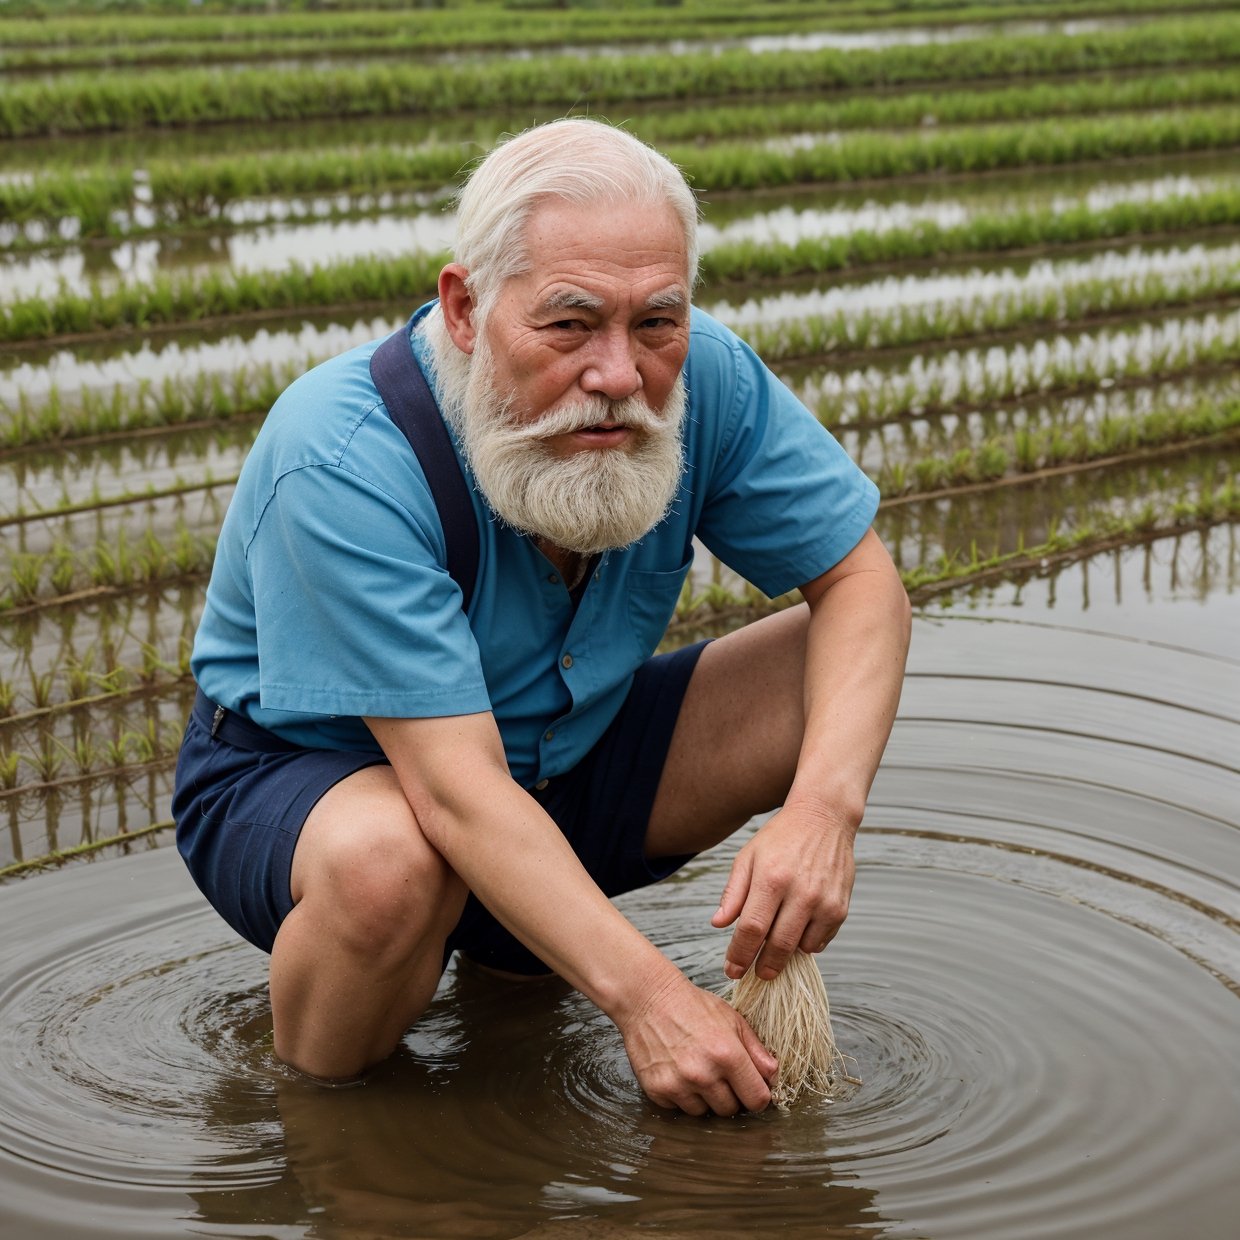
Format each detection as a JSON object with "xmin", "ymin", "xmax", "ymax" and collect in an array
[
  {"xmin": 710, "ymin": 801, "xmax": 857, "ymax": 981},
  {"xmin": 617, "ymin": 972, "xmax": 777, "ymax": 1115}
]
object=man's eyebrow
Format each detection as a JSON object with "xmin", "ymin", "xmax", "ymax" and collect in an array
[
  {"xmin": 540, "ymin": 288, "xmax": 605, "ymax": 314},
  {"xmin": 642, "ymin": 287, "xmax": 687, "ymax": 312}
]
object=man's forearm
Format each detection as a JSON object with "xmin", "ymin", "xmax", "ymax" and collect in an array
[
  {"xmin": 365, "ymin": 714, "xmax": 682, "ymax": 1024},
  {"xmin": 789, "ymin": 541, "xmax": 912, "ymax": 829}
]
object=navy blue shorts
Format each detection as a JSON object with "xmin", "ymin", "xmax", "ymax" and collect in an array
[{"xmin": 173, "ymin": 640, "xmax": 708, "ymax": 974}]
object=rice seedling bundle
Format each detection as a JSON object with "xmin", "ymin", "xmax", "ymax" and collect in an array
[{"xmin": 728, "ymin": 951, "xmax": 854, "ymax": 1108}]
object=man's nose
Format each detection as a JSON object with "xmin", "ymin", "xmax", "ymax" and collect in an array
[{"xmin": 581, "ymin": 330, "xmax": 641, "ymax": 401}]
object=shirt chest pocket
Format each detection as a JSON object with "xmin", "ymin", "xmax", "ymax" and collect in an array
[{"xmin": 625, "ymin": 554, "xmax": 694, "ymax": 662}]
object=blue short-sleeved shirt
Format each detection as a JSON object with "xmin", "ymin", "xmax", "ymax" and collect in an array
[{"xmin": 192, "ymin": 303, "xmax": 879, "ymax": 786}]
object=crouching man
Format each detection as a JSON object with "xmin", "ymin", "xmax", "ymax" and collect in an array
[{"xmin": 173, "ymin": 118, "xmax": 911, "ymax": 1116}]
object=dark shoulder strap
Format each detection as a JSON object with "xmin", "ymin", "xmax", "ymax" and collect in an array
[{"xmin": 369, "ymin": 323, "xmax": 479, "ymax": 612}]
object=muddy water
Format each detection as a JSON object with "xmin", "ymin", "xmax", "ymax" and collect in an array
[{"xmin": 0, "ymin": 533, "xmax": 1236, "ymax": 1240}]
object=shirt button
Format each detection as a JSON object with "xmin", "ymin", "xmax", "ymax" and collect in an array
[
  {"xmin": 548, "ymin": 573, "xmax": 559, "ymax": 584},
  {"xmin": 534, "ymin": 778, "xmax": 549, "ymax": 791},
  {"xmin": 544, "ymin": 729, "xmax": 555, "ymax": 741},
  {"xmin": 561, "ymin": 653, "xmax": 573, "ymax": 669}
]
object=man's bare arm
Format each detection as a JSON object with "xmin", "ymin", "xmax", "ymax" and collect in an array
[
  {"xmin": 365, "ymin": 711, "xmax": 776, "ymax": 1114},
  {"xmin": 712, "ymin": 526, "xmax": 912, "ymax": 979}
]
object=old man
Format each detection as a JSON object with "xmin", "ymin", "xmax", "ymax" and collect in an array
[{"xmin": 173, "ymin": 118, "xmax": 911, "ymax": 1116}]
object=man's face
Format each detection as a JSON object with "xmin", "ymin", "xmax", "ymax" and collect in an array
[
  {"xmin": 432, "ymin": 197, "xmax": 693, "ymax": 555},
  {"xmin": 476, "ymin": 197, "xmax": 691, "ymax": 449}
]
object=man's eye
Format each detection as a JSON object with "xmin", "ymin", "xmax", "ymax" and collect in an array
[
  {"xmin": 549, "ymin": 319, "xmax": 584, "ymax": 331},
  {"xmin": 641, "ymin": 317, "xmax": 675, "ymax": 330}
]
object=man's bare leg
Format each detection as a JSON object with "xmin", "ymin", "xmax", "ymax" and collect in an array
[
  {"xmin": 269, "ymin": 764, "xmax": 467, "ymax": 1081},
  {"xmin": 646, "ymin": 603, "xmax": 812, "ymax": 859}
]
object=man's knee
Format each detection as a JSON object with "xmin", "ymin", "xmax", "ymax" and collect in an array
[{"xmin": 291, "ymin": 767, "xmax": 465, "ymax": 959}]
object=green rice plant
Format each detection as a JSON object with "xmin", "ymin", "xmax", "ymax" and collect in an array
[
  {"xmin": 60, "ymin": 734, "xmax": 97, "ymax": 777},
  {"xmin": 87, "ymin": 529, "xmax": 134, "ymax": 589},
  {"xmin": 9, "ymin": 189, "xmax": 1240, "ymax": 351},
  {"xmin": 29, "ymin": 739, "xmax": 64, "ymax": 784},
  {"xmin": 48, "ymin": 542, "xmax": 78, "ymax": 594},
  {"xmin": 733, "ymin": 257, "xmax": 1240, "ymax": 364},
  {"xmin": 168, "ymin": 524, "xmax": 215, "ymax": 575},
  {"xmin": 6, "ymin": 553, "xmax": 44, "ymax": 607},
  {"xmin": 810, "ymin": 310, "xmax": 1240, "ymax": 428},
  {"xmin": 872, "ymin": 393, "xmax": 1240, "ymax": 498},
  {"xmin": 62, "ymin": 649, "xmax": 98, "ymax": 700},
  {"xmin": 701, "ymin": 186, "xmax": 1240, "ymax": 286},
  {"xmin": 1, "ymin": 519, "xmax": 218, "ymax": 613},
  {"xmin": 7, "ymin": 0, "xmax": 1232, "ymax": 66},
  {"xmin": 13, "ymin": 69, "xmax": 1240, "ymax": 244},
  {"xmin": 672, "ymin": 106, "xmax": 1240, "ymax": 194},
  {"xmin": 27, "ymin": 669, "xmax": 54, "ymax": 709},
  {"xmin": 0, "ymin": 255, "xmax": 438, "ymax": 343},
  {"xmin": 0, "ymin": 752, "xmax": 19, "ymax": 791},
  {"xmin": 2, "ymin": 14, "xmax": 1237, "ymax": 138}
]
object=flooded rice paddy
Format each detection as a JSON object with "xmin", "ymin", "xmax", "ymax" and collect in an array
[
  {"xmin": 0, "ymin": 541, "xmax": 1236, "ymax": 1239},
  {"xmin": 7, "ymin": 168, "xmax": 1239, "ymax": 302},
  {"xmin": 2, "ymin": 3, "xmax": 1238, "ymax": 1237}
]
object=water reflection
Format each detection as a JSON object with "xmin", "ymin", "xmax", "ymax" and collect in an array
[
  {"xmin": 712, "ymin": 239, "xmax": 1240, "ymax": 332},
  {"xmin": 6, "ymin": 162, "xmax": 1233, "ymax": 301},
  {"xmin": 877, "ymin": 443, "xmax": 1237, "ymax": 572},
  {"xmin": 0, "ymin": 314, "xmax": 396, "ymax": 405}
]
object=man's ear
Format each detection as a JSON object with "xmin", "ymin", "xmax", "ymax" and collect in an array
[{"xmin": 438, "ymin": 263, "xmax": 477, "ymax": 354}]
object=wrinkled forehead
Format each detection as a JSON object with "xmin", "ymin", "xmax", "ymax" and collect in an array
[{"xmin": 515, "ymin": 195, "xmax": 692, "ymax": 284}]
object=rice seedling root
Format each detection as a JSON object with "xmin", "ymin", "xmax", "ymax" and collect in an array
[{"xmin": 727, "ymin": 950, "xmax": 857, "ymax": 1109}]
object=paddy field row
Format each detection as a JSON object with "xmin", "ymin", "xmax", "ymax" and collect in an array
[{"xmin": 2, "ymin": 0, "xmax": 1237, "ymax": 871}]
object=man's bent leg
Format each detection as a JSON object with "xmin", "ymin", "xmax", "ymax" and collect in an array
[
  {"xmin": 270, "ymin": 764, "xmax": 467, "ymax": 1081},
  {"xmin": 645, "ymin": 604, "xmax": 810, "ymax": 859}
]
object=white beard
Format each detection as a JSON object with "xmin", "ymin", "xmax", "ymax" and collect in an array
[{"xmin": 422, "ymin": 309, "xmax": 687, "ymax": 556}]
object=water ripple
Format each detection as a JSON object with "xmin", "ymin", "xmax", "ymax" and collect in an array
[{"xmin": 0, "ymin": 608, "xmax": 1236, "ymax": 1238}]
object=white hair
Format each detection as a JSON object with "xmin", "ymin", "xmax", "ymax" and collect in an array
[{"xmin": 453, "ymin": 118, "xmax": 700, "ymax": 322}]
